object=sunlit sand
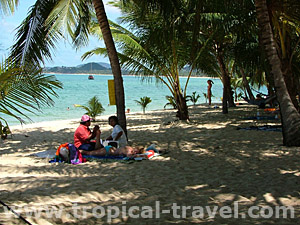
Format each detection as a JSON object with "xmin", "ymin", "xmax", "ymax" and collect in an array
[{"xmin": 0, "ymin": 104, "xmax": 299, "ymax": 224}]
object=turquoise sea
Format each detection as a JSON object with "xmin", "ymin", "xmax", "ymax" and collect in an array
[{"xmin": 5, "ymin": 74, "xmax": 226, "ymax": 126}]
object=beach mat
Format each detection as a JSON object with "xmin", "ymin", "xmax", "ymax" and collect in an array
[{"xmin": 237, "ymin": 125, "xmax": 282, "ymax": 132}]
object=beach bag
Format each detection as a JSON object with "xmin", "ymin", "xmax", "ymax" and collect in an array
[{"xmin": 55, "ymin": 143, "xmax": 86, "ymax": 164}]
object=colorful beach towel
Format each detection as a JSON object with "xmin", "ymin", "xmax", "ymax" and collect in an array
[{"xmin": 49, "ymin": 143, "xmax": 86, "ymax": 164}]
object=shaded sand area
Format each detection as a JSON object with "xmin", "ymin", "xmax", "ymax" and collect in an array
[{"xmin": 0, "ymin": 105, "xmax": 299, "ymax": 224}]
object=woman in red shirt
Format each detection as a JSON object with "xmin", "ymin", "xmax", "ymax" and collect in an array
[{"xmin": 74, "ymin": 115, "xmax": 102, "ymax": 151}]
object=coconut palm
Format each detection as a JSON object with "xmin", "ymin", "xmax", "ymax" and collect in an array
[
  {"xmin": 8, "ymin": 0, "xmax": 127, "ymax": 134},
  {"xmin": 255, "ymin": 0, "xmax": 300, "ymax": 146},
  {"xmin": 134, "ymin": 96, "xmax": 152, "ymax": 114},
  {"xmin": 264, "ymin": 0, "xmax": 300, "ymax": 110},
  {"xmin": 74, "ymin": 96, "xmax": 105, "ymax": 121},
  {"xmin": 83, "ymin": 5, "xmax": 216, "ymax": 120}
]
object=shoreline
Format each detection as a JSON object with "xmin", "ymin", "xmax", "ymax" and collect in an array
[
  {"xmin": 45, "ymin": 72, "xmax": 216, "ymax": 79},
  {"xmin": 8, "ymin": 103, "xmax": 222, "ymax": 130},
  {"xmin": 8, "ymin": 107, "xmax": 179, "ymax": 135},
  {"xmin": 8, "ymin": 107, "xmax": 171, "ymax": 130}
]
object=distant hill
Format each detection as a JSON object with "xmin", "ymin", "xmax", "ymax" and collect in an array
[
  {"xmin": 43, "ymin": 61, "xmax": 207, "ymax": 76},
  {"xmin": 98, "ymin": 62, "xmax": 111, "ymax": 68},
  {"xmin": 44, "ymin": 62, "xmax": 115, "ymax": 74},
  {"xmin": 79, "ymin": 62, "xmax": 107, "ymax": 71}
]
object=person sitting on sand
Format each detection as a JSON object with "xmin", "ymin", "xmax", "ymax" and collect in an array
[
  {"xmin": 106, "ymin": 116, "xmax": 127, "ymax": 147},
  {"xmin": 74, "ymin": 115, "xmax": 102, "ymax": 151}
]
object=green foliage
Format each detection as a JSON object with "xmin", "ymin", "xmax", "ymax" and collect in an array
[
  {"xmin": 164, "ymin": 95, "xmax": 190, "ymax": 109},
  {"xmin": 83, "ymin": 4, "xmax": 216, "ymax": 120},
  {"xmin": 164, "ymin": 95, "xmax": 177, "ymax": 109},
  {"xmin": 0, "ymin": 58, "xmax": 63, "ymax": 126},
  {"xmin": 134, "ymin": 96, "xmax": 152, "ymax": 114},
  {"xmin": 74, "ymin": 96, "xmax": 105, "ymax": 121},
  {"xmin": 0, "ymin": 120, "xmax": 11, "ymax": 139},
  {"xmin": 186, "ymin": 91, "xmax": 200, "ymax": 105},
  {"xmin": 202, "ymin": 92, "xmax": 208, "ymax": 103}
]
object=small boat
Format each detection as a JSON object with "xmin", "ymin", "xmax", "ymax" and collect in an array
[{"xmin": 88, "ymin": 75, "xmax": 94, "ymax": 80}]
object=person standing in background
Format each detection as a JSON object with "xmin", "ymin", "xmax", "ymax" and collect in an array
[{"xmin": 207, "ymin": 80, "xmax": 214, "ymax": 105}]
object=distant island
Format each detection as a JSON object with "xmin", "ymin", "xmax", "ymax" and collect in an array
[
  {"xmin": 43, "ymin": 62, "xmax": 207, "ymax": 77},
  {"xmin": 43, "ymin": 62, "xmax": 130, "ymax": 75}
]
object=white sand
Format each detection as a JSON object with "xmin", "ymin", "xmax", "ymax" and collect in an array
[{"xmin": 0, "ymin": 104, "xmax": 299, "ymax": 224}]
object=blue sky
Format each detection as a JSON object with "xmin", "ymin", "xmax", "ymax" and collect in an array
[{"xmin": 0, "ymin": 0, "xmax": 121, "ymax": 67}]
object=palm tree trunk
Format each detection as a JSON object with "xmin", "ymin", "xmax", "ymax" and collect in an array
[
  {"xmin": 217, "ymin": 48, "xmax": 229, "ymax": 114},
  {"xmin": 92, "ymin": 0, "xmax": 127, "ymax": 135},
  {"xmin": 255, "ymin": 0, "xmax": 300, "ymax": 146},
  {"xmin": 175, "ymin": 86, "xmax": 189, "ymax": 120},
  {"xmin": 281, "ymin": 59, "xmax": 299, "ymax": 111},
  {"xmin": 240, "ymin": 67, "xmax": 255, "ymax": 100}
]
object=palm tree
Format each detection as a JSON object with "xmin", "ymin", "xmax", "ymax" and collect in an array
[
  {"xmin": 91, "ymin": 0, "xmax": 127, "ymax": 134},
  {"xmin": 83, "ymin": 2, "xmax": 217, "ymax": 120},
  {"xmin": 255, "ymin": 0, "xmax": 300, "ymax": 146},
  {"xmin": 8, "ymin": 0, "xmax": 127, "ymax": 135},
  {"xmin": 74, "ymin": 96, "xmax": 105, "ymax": 121},
  {"xmin": 265, "ymin": 0, "xmax": 300, "ymax": 110},
  {"xmin": 134, "ymin": 96, "xmax": 152, "ymax": 114}
]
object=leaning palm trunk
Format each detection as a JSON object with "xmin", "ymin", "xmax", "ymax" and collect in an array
[
  {"xmin": 281, "ymin": 59, "xmax": 299, "ymax": 111},
  {"xmin": 255, "ymin": 0, "xmax": 300, "ymax": 146},
  {"xmin": 92, "ymin": 0, "xmax": 127, "ymax": 135}
]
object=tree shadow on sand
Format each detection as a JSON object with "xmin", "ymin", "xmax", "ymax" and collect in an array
[{"xmin": 0, "ymin": 105, "xmax": 299, "ymax": 224}]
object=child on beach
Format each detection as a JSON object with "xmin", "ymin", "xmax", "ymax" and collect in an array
[
  {"xmin": 74, "ymin": 115, "xmax": 102, "ymax": 151},
  {"xmin": 106, "ymin": 116, "xmax": 127, "ymax": 147}
]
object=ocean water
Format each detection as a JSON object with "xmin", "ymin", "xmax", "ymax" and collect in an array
[{"xmin": 4, "ymin": 74, "xmax": 226, "ymax": 125}]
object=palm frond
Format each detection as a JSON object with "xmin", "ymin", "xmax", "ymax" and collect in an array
[
  {"xmin": 9, "ymin": 0, "xmax": 61, "ymax": 67},
  {"xmin": 0, "ymin": 0, "xmax": 18, "ymax": 15},
  {"xmin": 0, "ymin": 59, "xmax": 62, "ymax": 124}
]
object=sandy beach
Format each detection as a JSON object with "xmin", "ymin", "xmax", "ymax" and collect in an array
[{"xmin": 0, "ymin": 104, "xmax": 299, "ymax": 224}]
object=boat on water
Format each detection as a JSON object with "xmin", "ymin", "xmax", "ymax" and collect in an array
[{"xmin": 88, "ymin": 75, "xmax": 94, "ymax": 80}]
